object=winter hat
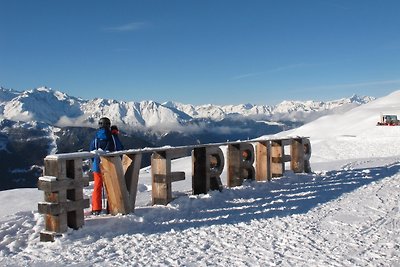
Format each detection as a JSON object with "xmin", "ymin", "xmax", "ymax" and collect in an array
[
  {"xmin": 98, "ymin": 117, "xmax": 111, "ymax": 128},
  {"xmin": 111, "ymin": 125, "xmax": 119, "ymax": 134}
]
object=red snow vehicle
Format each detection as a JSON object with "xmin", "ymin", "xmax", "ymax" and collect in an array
[{"xmin": 376, "ymin": 114, "xmax": 400, "ymax": 126}]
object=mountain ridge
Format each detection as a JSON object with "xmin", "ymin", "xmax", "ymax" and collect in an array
[{"xmin": 0, "ymin": 86, "xmax": 374, "ymax": 132}]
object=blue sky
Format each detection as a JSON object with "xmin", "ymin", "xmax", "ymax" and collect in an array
[{"xmin": 1, "ymin": 0, "xmax": 400, "ymax": 105}]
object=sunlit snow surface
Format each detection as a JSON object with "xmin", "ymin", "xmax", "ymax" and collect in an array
[{"xmin": 1, "ymin": 91, "xmax": 400, "ymax": 266}]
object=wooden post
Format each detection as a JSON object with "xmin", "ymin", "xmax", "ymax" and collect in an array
[
  {"xmin": 100, "ymin": 156, "xmax": 131, "ymax": 215},
  {"xmin": 255, "ymin": 141, "xmax": 270, "ymax": 181},
  {"xmin": 209, "ymin": 146, "xmax": 224, "ymax": 191},
  {"xmin": 151, "ymin": 148, "xmax": 187, "ymax": 205},
  {"xmin": 192, "ymin": 146, "xmax": 224, "ymax": 194},
  {"xmin": 38, "ymin": 157, "xmax": 89, "ymax": 242},
  {"xmin": 42, "ymin": 158, "xmax": 68, "ymax": 234},
  {"xmin": 290, "ymin": 138, "xmax": 305, "ymax": 173},
  {"xmin": 152, "ymin": 151, "xmax": 170, "ymax": 205},
  {"xmin": 227, "ymin": 143, "xmax": 255, "ymax": 187},
  {"xmin": 100, "ymin": 154, "xmax": 142, "ymax": 215},
  {"xmin": 303, "ymin": 138, "xmax": 312, "ymax": 173},
  {"xmin": 122, "ymin": 154, "xmax": 142, "ymax": 211},
  {"xmin": 65, "ymin": 159, "xmax": 86, "ymax": 230},
  {"xmin": 240, "ymin": 142, "xmax": 255, "ymax": 180},
  {"xmin": 192, "ymin": 147, "xmax": 207, "ymax": 194},
  {"xmin": 42, "ymin": 159, "xmax": 68, "ymax": 231},
  {"xmin": 270, "ymin": 140, "xmax": 284, "ymax": 178},
  {"xmin": 228, "ymin": 144, "xmax": 242, "ymax": 187}
]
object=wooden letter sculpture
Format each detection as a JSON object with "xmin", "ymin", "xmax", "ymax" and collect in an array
[
  {"xmin": 151, "ymin": 149, "xmax": 187, "ymax": 205},
  {"xmin": 192, "ymin": 146, "xmax": 224, "ymax": 194},
  {"xmin": 227, "ymin": 143, "xmax": 255, "ymax": 187}
]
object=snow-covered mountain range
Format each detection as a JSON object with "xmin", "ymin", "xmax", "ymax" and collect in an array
[{"xmin": 0, "ymin": 86, "xmax": 374, "ymax": 133}]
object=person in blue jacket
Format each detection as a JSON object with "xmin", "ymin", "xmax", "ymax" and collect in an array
[{"xmin": 90, "ymin": 117, "xmax": 115, "ymax": 215}]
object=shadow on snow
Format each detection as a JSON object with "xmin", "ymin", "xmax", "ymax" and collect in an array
[{"xmin": 78, "ymin": 162, "xmax": 400, "ymax": 238}]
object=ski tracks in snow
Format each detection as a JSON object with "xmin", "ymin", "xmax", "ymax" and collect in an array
[
  {"xmin": 0, "ymin": 212, "xmax": 43, "ymax": 260},
  {"xmin": 1, "ymin": 161, "xmax": 400, "ymax": 266}
]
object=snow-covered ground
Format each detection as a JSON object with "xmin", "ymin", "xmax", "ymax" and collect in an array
[{"xmin": 1, "ymin": 91, "xmax": 400, "ymax": 266}]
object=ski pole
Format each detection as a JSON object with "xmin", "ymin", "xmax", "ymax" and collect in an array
[{"xmin": 102, "ymin": 182, "xmax": 106, "ymax": 212}]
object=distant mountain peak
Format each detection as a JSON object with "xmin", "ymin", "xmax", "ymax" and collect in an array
[
  {"xmin": 348, "ymin": 94, "xmax": 375, "ymax": 104},
  {"xmin": 36, "ymin": 86, "xmax": 51, "ymax": 92}
]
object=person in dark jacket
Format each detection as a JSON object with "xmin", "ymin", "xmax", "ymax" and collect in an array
[
  {"xmin": 90, "ymin": 117, "xmax": 115, "ymax": 215},
  {"xmin": 111, "ymin": 125, "xmax": 124, "ymax": 151}
]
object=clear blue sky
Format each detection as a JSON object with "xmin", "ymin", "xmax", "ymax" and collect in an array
[{"xmin": 1, "ymin": 0, "xmax": 400, "ymax": 105}]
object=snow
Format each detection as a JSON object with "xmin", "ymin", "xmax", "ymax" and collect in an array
[
  {"xmin": 38, "ymin": 176, "xmax": 57, "ymax": 182},
  {"xmin": 1, "ymin": 91, "xmax": 400, "ymax": 266}
]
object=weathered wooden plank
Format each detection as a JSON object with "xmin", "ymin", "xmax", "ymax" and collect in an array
[
  {"xmin": 192, "ymin": 146, "xmax": 224, "ymax": 194},
  {"xmin": 45, "ymin": 151, "xmax": 95, "ymax": 161},
  {"xmin": 153, "ymin": 174, "xmax": 168, "ymax": 183},
  {"xmin": 38, "ymin": 199, "xmax": 90, "ymax": 215},
  {"xmin": 123, "ymin": 154, "xmax": 141, "ymax": 212},
  {"xmin": 256, "ymin": 141, "xmax": 269, "ymax": 181},
  {"xmin": 152, "ymin": 197, "xmax": 169, "ymax": 206},
  {"xmin": 303, "ymin": 138, "xmax": 312, "ymax": 173},
  {"xmin": 227, "ymin": 144, "xmax": 242, "ymax": 187},
  {"xmin": 171, "ymin": 172, "xmax": 185, "ymax": 182},
  {"xmin": 37, "ymin": 177, "xmax": 89, "ymax": 192},
  {"xmin": 227, "ymin": 143, "xmax": 255, "ymax": 187},
  {"xmin": 66, "ymin": 159, "xmax": 83, "ymax": 180},
  {"xmin": 283, "ymin": 155, "xmax": 291, "ymax": 162},
  {"xmin": 272, "ymin": 154, "xmax": 291, "ymax": 163},
  {"xmin": 100, "ymin": 156, "xmax": 131, "ymax": 215},
  {"xmin": 44, "ymin": 158, "xmax": 67, "ymax": 180},
  {"xmin": 291, "ymin": 138, "xmax": 305, "ymax": 173},
  {"xmin": 151, "ymin": 152, "xmax": 171, "ymax": 205},
  {"xmin": 45, "ymin": 214, "xmax": 68, "ymax": 233},
  {"xmin": 207, "ymin": 146, "xmax": 224, "ymax": 191},
  {"xmin": 67, "ymin": 188, "xmax": 84, "ymax": 202},
  {"xmin": 270, "ymin": 146, "xmax": 283, "ymax": 157},
  {"xmin": 270, "ymin": 140, "xmax": 284, "ymax": 177},
  {"xmin": 43, "ymin": 137, "xmax": 310, "ymax": 161},
  {"xmin": 192, "ymin": 147, "xmax": 208, "ymax": 194},
  {"xmin": 153, "ymin": 172, "xmax": 185, "ymax": 183},
  {"xmin": 166, "ymin": 148, "xmax": 189, "ymax": 160},
  {"xmin": 67, "ymin": 209, "xmax": 85, "ymax": 230},
  {"xmin": 40, "ymin": 231, "xmax": 62, "ymax": 242},
  {"xmin": 240, "ymin": 143, "xmax": 255, "ymax": 180},
  {"xmin": 167, "ymin": 148, "xmax": 188, "ymax": 184},
  {"xmin": 151, "ymin": 149, "xmax": 188, "ymax": 205},
  {"xmin": 44, "ymin": 191, "xmax": 67, "ymax": 203},
  {"xmin": 279, "ymin": 138, "xmax": 292, "ymax": 146},
  {"xmin": 270, "ymin": 163, "xmax": 283, "ymax": 177}
]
